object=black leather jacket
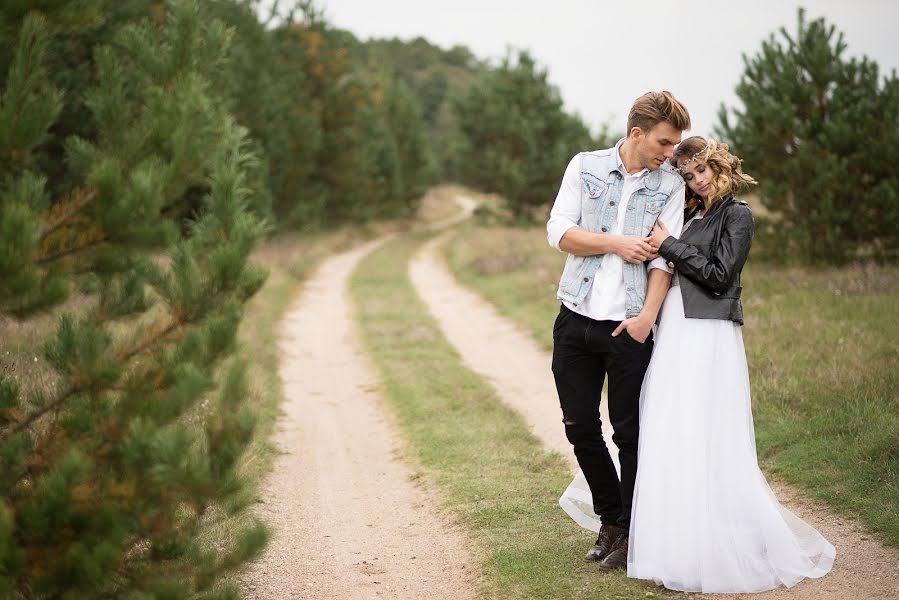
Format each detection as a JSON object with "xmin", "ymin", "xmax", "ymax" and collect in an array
[{"xmin": 658, "ymin": 194, "xmax": 754, "ymax": 325}]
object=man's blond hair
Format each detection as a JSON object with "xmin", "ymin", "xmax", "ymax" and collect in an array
[{"xmin": 626, "ymin": 91, "xmax": 691, "ymax": 133}]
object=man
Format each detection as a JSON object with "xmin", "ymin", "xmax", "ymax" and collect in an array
[{"xmin": 547, "ymin": 91, "xmax": 690, "ymax": 569}]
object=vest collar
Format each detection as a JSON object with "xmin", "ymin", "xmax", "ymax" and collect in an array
[{"xmin": 607, "ymin": 139, "xmax": 667, "ymax": 191}]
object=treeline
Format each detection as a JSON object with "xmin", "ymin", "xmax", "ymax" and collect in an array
[
  {"xmin": 1, "ymin": 0, "xmax": 611, "ymax": 235},
  {"xmin": 214, "ymin": 3, "xmax": 442, "ymax": 227},
  {"xmin": 0, "ymin": 0, "xmax": 600, "ymax": 597},
  {"xmin": 343, "ymin": 35, "xmax": 484, "ymax": 182}
]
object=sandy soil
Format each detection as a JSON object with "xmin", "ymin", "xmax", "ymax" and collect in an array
[
  {"xmin": 241, "ymin": 238, "xmax": 477, "ymax": 600},
  {"xmin": 408, "ymin": 219, "xmax": 899, "ymax": 600}
]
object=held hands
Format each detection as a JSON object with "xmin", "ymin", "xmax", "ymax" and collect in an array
[
  {"xmin": 613, "ymin": 220, "xmax": 670, "ymax": 263},
  {"xmin": 648, "ymin": 219, "xmax": 670, "ymax": 251},
  {"xmin": 611, "ymin": 314, "xmax": 653, "ymax": 344},
  {"xmin": 614, "ymin": 235, "xmax": 655, "ymax": 264}
]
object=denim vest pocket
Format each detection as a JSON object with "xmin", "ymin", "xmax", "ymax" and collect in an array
[
  {"xmin": 582, "ymin": 175, "xmax": 610, "ymax": 214},
  {"xmin": 645, "ymin": 199, "xmax": 666, "ymax": 214},
  {"xmin": 640, "ymin": 196, "xmax": 668, "ymax": 235}
]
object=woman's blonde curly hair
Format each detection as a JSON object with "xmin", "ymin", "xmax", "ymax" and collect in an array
[{"xmin": 673, "ymin": 136, "xmax": 757, "ymax": 214}]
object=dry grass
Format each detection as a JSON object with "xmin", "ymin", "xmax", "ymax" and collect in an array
[{"xmin": 0, "ymin": 290, "xmax": 96, "ymax": 406}]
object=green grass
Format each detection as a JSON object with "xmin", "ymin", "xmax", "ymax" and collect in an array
[
  {"xmin": 350, "ymin": 233, "xmax": 680, "ymax": 600},
  {"xmin": 444, "ymin": 223, "xmax": 899, "ymax": 547},
  {"xmin": 743, "ymin": 266, "xmax": 899, "ymax": 544}
]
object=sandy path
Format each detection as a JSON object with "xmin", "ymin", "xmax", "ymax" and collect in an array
[
  {"xmin": 412, "ymin": 193, "xmax": 596, "ymax": 466},
  {"xmin": 242, "ymin": 239, "xmax": 476, "ymax": 600},
  {"xmin": 409, "ymin": 223, "xmax": 899, "ymax": 600}
]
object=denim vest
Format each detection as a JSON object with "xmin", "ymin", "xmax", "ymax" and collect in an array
[{"xmin": 556, "ymin": 149, "xmax": 684, "ymax": 318}]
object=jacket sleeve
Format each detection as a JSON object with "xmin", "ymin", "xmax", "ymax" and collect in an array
[{"xmin": 658, "ymin": 205, "xmax": 754, "ymax": 294}]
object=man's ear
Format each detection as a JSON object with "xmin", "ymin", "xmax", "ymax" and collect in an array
[{"xmin": 628, "ymin": 126, "xmax": 644, "ymax": 141}]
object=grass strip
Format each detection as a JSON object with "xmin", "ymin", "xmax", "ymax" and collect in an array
[
  {"xmin": 444, "ymin": 223, "xmax": 899, "ymax": 547},
  {"xmin": 350, "ymin": 232, "xmax": 675, "ymax": 600}
]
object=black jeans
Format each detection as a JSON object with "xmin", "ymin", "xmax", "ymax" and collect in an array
[{"xmin": 551, "ymin": 303, "xmax": 653, "ymax": 530}]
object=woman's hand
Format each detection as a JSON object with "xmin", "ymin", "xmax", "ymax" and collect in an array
[{"xmin": 648, "ymin": 219, "xmax": 670, "ymax": 252}]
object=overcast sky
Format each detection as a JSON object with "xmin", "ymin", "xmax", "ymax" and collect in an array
[{"xmin": 313, "ymin": 0, "xmax": 899, "ymax": 140}]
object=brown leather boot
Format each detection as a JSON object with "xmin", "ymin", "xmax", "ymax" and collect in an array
[
  {"xmin": 598, "ymin": 533, "xmax": 628, "ymax": 570},
  {"xmin": 584, "ymin": 524, "xmax": 623, "ymax": 562}
]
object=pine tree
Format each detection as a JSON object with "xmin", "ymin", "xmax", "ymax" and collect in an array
[
  {"xmin": 209, "ymin": 0, "xmax": 318, "ymax": 227},
  {"xmin": 354, "ymin": 74, "xmax": 435, "ymax": 221},
  {"xmin": 717, "ymin": 8, "xmax": 899, "ymax": 263},
  {"xmin": 272, "ymin": 21, "xmax": 369, "ymax": 227},
  {"xmin": 275, "ymin": 21, "xmax": 435, "ymax": 227},
  {"xmin": 0, "ymin": 2, "xmax": 269, "ymax": 597},
  {"xmin": 386, "ymin": 78, "xmax": 436, "ymax": 213},
  {"xmin": 454, "ymin": 50, "xmax": 594, "ymax": 222}
]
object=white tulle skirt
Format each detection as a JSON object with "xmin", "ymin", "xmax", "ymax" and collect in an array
[{"xmin": 561, "ymin": 286, "xmax": 835, "ymax": 593}]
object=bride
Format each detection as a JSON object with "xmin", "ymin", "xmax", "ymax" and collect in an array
[{"xmin": 561, "ymin": 137, "xmax": 835, "ymax": 593}]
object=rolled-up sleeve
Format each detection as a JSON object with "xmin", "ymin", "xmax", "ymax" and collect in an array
[
  {"xmin": 648, "ymin": 184, "xmax": 685, "ymax": 272},
  {"xmin": 547, "ymin": 153, "xmax": 583, "ymax": 251}
]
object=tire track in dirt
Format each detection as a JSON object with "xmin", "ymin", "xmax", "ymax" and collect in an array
[
  {"xmin": 408, "ymin": 215, "xmax": 899, "ymax": 600},
  {"xmin": 242, "ymin": 238, "xmax": 476, "ymax": 600}
]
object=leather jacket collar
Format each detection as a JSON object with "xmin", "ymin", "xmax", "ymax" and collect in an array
[{"xmin": 686, "ymin": 192, "xmax": 734, "ymax": 222}]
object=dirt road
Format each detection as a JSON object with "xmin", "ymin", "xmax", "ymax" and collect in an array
[{"xmin": 242, "ymin": 239, "xmax": 476, "ymax": 600}]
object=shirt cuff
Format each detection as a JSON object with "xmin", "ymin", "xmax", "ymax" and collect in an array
[
  {"xmin": 647, "ymin": 255, "xmax": 673, "ymax": 273},
  {"xmin": 547, "ymin": 221, "xmax": 578, "ymax": 252}
]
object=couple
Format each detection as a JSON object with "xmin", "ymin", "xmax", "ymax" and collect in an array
[{"xmin": 547, "ymin": 91, "xmax": 835, "ymax": 593}]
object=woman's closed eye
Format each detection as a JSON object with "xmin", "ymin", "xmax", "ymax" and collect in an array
[{"xmin": 685, "ymin": 165, "xmax": 706, "ymax": 182}]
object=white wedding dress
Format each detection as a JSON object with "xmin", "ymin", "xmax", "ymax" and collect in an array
[{"xmin": 560, "ymin": 279, "xmax": 835, "ymax": 593}]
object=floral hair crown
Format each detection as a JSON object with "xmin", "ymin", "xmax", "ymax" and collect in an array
[{"xmin": 675, "ymin": 148, "xmax": 706, "ymax": 173}]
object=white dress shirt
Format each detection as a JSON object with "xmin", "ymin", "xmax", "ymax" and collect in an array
[{"xmin": 548, "ymin": 141, "xmax": 685, "ymax": 321}]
